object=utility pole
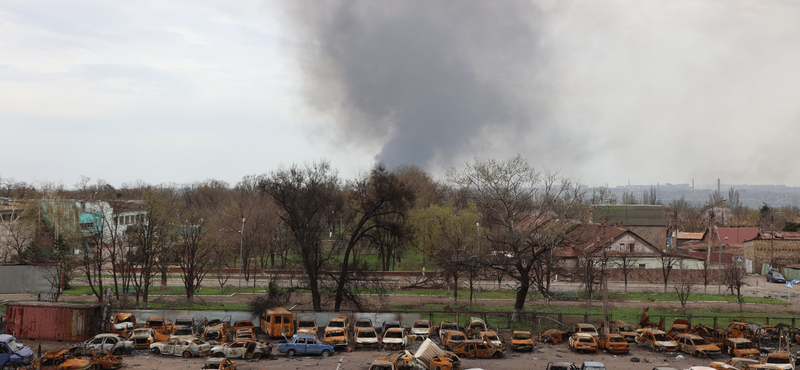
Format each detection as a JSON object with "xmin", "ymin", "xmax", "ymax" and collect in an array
[
  {"xmin": 764, "ymin": 202, "xmax": 775, "ymax": 268},
  {"xmin": 238, "ymin": 217, "xmax": 246, "ymax": 290}
]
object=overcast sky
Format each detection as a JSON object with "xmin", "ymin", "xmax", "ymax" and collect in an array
[{"xmin": 3, "ymin": 1, "xmax": 800, "ymax": 190}]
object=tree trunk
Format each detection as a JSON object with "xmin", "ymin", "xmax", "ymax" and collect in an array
[{"xmin": 512, "ymin": 281, "xmax": 529, "ymax": 322}]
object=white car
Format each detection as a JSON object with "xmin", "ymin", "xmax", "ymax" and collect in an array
[
  {"xmin": 150, "ymin": 338, "xmax": 211, "ymax": 358},
  {"xmin": 411, "ymin": 320, "xmax": 432, "ymax": 338},
  {"xmin": 381, "ymin": 328, "xmax": 415, "ymax": 350},
  {"xmin": 75, "ymin": 334, "xmax": 133, "ymax": 355},
  {"xmin": 210, "ymin": 341, "xmax": 272, "ymax": 360},
  {"xmin": 355, "ymin": 327, "xmax": 380, "ymax": 349}
]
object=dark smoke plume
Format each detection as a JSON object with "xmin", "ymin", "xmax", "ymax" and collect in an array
[{"xmin": 281, "ymin": 1, "xmax": 555, "ymax": 172}]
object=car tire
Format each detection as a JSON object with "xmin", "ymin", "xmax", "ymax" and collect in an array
[
  {"xmin": 152, "ymin": 348, "xmax": 161, "ymax": 355},
  {"xmin": 287, "ymin": 349, "xmax": 296, "ymax": 357},
  {"xmin": 322, "ymin": 350, "xmax": 330, "ymax": 358},
  {"xmin": 92, "ymin": 365, "xmax": 102, "ymax": 370},
  {"xmin": 253, "ymin": 353, "xmax": 262, "ymax": 360},
  {"xmin": 182, "ymin": 351, "xmax": 192, "ymax": 358}
]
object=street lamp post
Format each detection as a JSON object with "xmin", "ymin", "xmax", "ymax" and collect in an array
[
  {"xmin": 718, "ymin": 236, "xmax": 727, "ymax": 296},
  {"xmin": 763, "ymin": 202, "xmax": 774, "ymax": 268},
  {"xmin": 239, "ymin": 217, "xmax": 246, "ymax": 290},
  {"xmin": 476, "ymin": 222, "xmax": 481, "ymax": 294},
  {"xmin": 706, "ymin": 199, "xmax": 726, "ymax": 292}
]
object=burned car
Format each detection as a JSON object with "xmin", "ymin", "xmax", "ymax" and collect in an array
[
  {"xmin": 130, "ymin": 328, "xmax": 168, "ymax": 349},
  {"xmin": 210, "ymin": 340, "xmax": 272, "ymax": 360},
  {"xmin": 150, "ymin": 338, "xmax": 211, "ymax": 358}
]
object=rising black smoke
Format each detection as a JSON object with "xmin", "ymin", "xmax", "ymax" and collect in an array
[{"xmin": 280, "ymin": 1, "xmax": 556, "ymax": 172}]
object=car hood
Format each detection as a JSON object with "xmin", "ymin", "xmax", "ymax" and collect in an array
[{"xmin": 11, "ymin": 346, "xmax": 34, "ymax": 363}]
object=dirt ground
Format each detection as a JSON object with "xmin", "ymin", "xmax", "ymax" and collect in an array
[{"xmin": 27, "ymin": 334, "xmax": 749, "ymax": 370}]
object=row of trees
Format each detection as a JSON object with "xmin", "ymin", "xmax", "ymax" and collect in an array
[{"xmin": 0, "ymin": 158, "xmax": 787, "ymax": 315}]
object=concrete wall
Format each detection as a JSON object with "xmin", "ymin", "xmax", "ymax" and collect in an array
[
  {"xmin": 744, "ymin": 239, "xmax": 800, "ymax": 270},
  {"xmin": 0, "ymin": 265, "xmax": 55, "ymax": 294}
]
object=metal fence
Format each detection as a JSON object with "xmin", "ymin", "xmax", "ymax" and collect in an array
[{"xmin": 397, "ymin": 309, "xmax": 800, "ymax": 334}]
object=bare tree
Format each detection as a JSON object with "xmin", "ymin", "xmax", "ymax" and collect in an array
[
  {"xmin": 674, "ymin": 281, "xmax": 693, "ymax": 315},
  {"xmin": 173, "ymin": 197, "xmax": 217, "ymax": 305},
  {"xmin": 259, "ymin": 161, "xmax": 342, "ymax": 311},
  {"xmin": 331, "ymin": 165, "xmax": 414, "ymax": 311},
  {"xmin": 127, "ymin": 189, "xmax": 177, "ymax": 308},
  {"xmin": 447, "ymin": 155, "xmax": 588, "ymax": 321},
  {"xmin": 226, "ymin": 177, "xmax": 277, "ymax": 285},
  {"xmin": 591, "ymin": 187, "xmax": 618, "ymax": 205},
  {"xmin": 211, "ymin": 244, "xmax": 233, "ymax": 294},
  {"xmin": 79, "ymin": 224, "xmax": 107, "ymax": 302},
  {"xmin": 0, "ymin": 200, "xmax": 36, "ymax": 263},
  {"xmin": 641, "ymin": 186, "xmax": 661, "ymax": 205},
  {"xmin": 622, "ymin": 192, "xmax": 637, "ymax": 205},
  {"xmin": 659, "ymin": 252, "xmax": 680, "ymax": 293},
  {"xmin": 723, "ymin": 263, "xmax": 748, "ymax": 312},
  {"xmin": 577, "ymin": 248, "xmax": 601, "ymax": 304},
  {"xmin": 611, "ymin": 249, "xmax": 640, "ymax": 293}
]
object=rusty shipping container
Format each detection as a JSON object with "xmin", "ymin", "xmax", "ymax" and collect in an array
[{"xmin": 5, "ymin": 302, "xmax": 101, "ymax": 341}]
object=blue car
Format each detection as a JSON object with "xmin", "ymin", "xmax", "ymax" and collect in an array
[
  {"xmin": 766, "ymin": 270, "xmax": 786, "ymax": 283},
  {"xmin": 278, "ymin": 334, "xmax": 334, "ymax": 357},
  {"xmin": 0, "ymin": 334, "xmax": 34, "ymax": 368}
]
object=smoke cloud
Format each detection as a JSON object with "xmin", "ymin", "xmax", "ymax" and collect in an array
[
  {"xmin": 280, "ymin": 1, "xmax": 800, "ymax": 185},
  {"xmin": 281, "ymin": 1, "xmax": 555, "ymax": 173}
]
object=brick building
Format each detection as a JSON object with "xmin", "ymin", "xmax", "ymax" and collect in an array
[{"xmin": 743, "ymin": 231, "xmax": 800, "ymax": 273}]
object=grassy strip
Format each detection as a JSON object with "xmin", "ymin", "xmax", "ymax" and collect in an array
[
  {"xmin": 382, "ymin": 304, "xmax": 797, "ymax": 332},
  {"xmin": 62, "ymin": 285, "xmax": 784, "ymax": 306}
]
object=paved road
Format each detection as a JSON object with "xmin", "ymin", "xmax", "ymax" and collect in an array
[{"xmin": 3, "ymin": 271, "xmax": 796, "ymax": 305}]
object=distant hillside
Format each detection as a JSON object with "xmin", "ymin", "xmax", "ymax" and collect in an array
[{"xmin": 604, "ymin": 183, "xmax": 800, "ymax": 208}]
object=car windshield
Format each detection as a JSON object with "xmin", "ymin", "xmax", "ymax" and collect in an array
[
  {"xmin": 768, "ymin": 356, "xmax": 792, "ymax": 364},
  {"xmin": 514, "ymin": 333, "xmax": 531, "ymax": 339},
  {"xmin": 328, "ymin": 321, "xmax": 345, "ymax": 328},
  {"xmin": 451, "ymin": 335, "xmax": 465, "ymax": 341},
  {"xmin": 386, "ymin": 331, "xmax": 402, "ymax": 338},
  {"xmin": 584, "ymin": 367, "xmax": 606, "ymax": 370},
  {"xmin": 654, "ymin": 334, "xmax": 668, "ymax": 341},
  {"xmin": 370, "ymin": 364, "xmax": 393, "ymax": 370},
  {"xmin": 578, "ymin": 338, "xmax": 593, "ymax": 343},
  {"xmin": 358, "ymin": 331, "xmax": 377, "ymax": 338},
  {"xmin": 327, "ymin": 331, "xmax": 344, "ymax": 337},
  {"xmin": 6, "ymin": 338, "xmax": 25, "ymax": 352},
  {"xmin": 299, "ymin": 320, "xmax": 315, "ymax": 327},
  {"xmin": 738, "ymin": 342, "xmax": 754, "ymax": 349},
  {"xmin": 414, "ymin": 323, "xmax": 429, "ymax": 328},
  {"xmin": 610, "ymin": 337, "xmax": 626, "ymax": 343},
  {"xmin": 695, "ymin": 338, "xmax": 709, "ymax": 345},
  {"xmin": 355, "ymin": 321, "xmax": 371, "ymax": 327},
  {"xmin": 174, "ymin": 328, "xmax": 193, "ymax": 335}
]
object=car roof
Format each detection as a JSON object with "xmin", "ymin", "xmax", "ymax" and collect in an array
[{"xmin": 583, "ymin": 361, "xmax": 605, "ymax": 366}]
